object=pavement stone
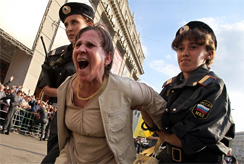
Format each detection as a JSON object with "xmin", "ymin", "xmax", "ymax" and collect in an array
[{"xmin": 0, "ymin": 131, "xmax": 47, "ymax": 164}]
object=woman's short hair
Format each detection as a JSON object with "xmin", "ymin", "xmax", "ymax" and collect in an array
[{"xmin": 74, "ymin": 23, "xmax": 114, "ymax": 76}]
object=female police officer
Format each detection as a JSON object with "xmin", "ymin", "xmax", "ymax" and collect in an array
[
  {"xmin": 140, "ymin": 21, "xmax": 235, "ymax": 163},
  {"xmin": 39, "ymin": 2, "xmax": 94, "ymax": 163}
]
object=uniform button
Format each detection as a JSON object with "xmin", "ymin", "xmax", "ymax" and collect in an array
[
  {"xmin": 173, "ymin": 108, "xmax": 176, "ymax": 111},
  {"xmin": 171, "ymin": 90, "xmax": 174, "ymax": 93},
  {"xmin": 165, "ymin": 127, "xmax": 168, "ymax": 130},
  {"xmin": 166, "ymin": 108, "xmax": 168, "ymax": 112},
  {"xmin": 59, "ymin": 73, "xmax": 62, "ymax": 75}
]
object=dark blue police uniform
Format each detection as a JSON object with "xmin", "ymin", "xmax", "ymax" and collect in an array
[
  {"xmin": 158, "ymin": 64, "xmax": 235, "ymax": 163},
  {"xmin": 39, "ymin": 44, "xmax": 75, "ymax": 163}
]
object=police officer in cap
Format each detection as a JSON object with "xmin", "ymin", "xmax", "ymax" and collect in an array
[
  {"xmin": 39, "ymin": 2, "xmax": 94, "ymax": 163},
  {"xmin": 140, "ymin": 21, "xmax": 235, "ymax": 163}
]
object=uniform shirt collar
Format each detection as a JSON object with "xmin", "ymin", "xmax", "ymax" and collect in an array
[{"xmin": 171, "ymin": 64, "xmax": 210, "ymax": 87}]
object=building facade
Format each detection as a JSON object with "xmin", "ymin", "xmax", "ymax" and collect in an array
[{"xmin": 90, "ymin": 0, "xmax": 145, "ymax": 81}]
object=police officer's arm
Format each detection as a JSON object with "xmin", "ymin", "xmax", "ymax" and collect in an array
[
  {"xmin": 147, "ymin": 133, "xmax": 159, "ymax": 140},
  {"xmin": 43, "ymin": 86, "xmax": 58, "ymax": 97},
  {"xmin": 39, "ymin": 71, "xmax": 57, "ymax": 97},
  {"xmin": 39, "ymin": 45, "xmax": 70, "ymax": 97},
  {"xmin": 141, "ymin": 110, "xmax": 182, "ymax": 147},
  {"xmin": 156, "ymin": 129, "xmax": 182, "ymax": 147}
]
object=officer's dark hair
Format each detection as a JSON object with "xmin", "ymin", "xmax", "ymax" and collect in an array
[
  {"xmin": 172, "ymin": 28, "xmax": 216, "ymax": 68},
  {"xmin": 74, "ymin": 22, "xmax": 114, "ymax": 76}
]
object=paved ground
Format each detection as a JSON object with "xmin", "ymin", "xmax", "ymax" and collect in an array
[{"xmin": 0, "ymin": 131, "xmax": 47, "ymax": 164}]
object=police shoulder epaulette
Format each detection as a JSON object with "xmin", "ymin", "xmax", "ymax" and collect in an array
[
  {"xmin": 47, "ymin": 45, "xmax": 69, "ymax": 57},
  {"xmin": 162, "ymin": 78, "xmax": 172, "ymax": 88},
  {"xmin": 198, "ymin": 75, "xmax": 216, "ymax": 87}
]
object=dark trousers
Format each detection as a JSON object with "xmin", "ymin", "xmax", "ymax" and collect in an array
[
  {"xmin": 29, "ymin": 118, "xmax": 47, "ymax": 138},
  {"xmin": 44, "ymin": 120, "xmax": 51, "ymax": 139},
  {"xmin": 41, "ymin": 112, "xmax": 59, "ymax": 164},
  {"xmin": 41, "ymin": 142, "xmax": 59, "ymax": 164},
  {"xmin": 2, "ymin": 107, "xmax": 17, "ymax": 133}
]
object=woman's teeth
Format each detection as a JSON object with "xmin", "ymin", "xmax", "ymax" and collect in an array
[{"xmin": 78, "ymin": 59, "xmax": 89, "ymax": 69}]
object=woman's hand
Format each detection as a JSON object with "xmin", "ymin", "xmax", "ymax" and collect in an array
[{"xmin": 43, "ymin": 86, "xmax": 58, "ymax": 97}]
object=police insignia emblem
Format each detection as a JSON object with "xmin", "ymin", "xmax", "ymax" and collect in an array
[
  {"xmin": 192, "ymin": 100, "xmax": 213, "ymax": 119},
  {"xmin": 166, "ymin": 90, "xmax": 170, "ymax": 97},
  {"xmin": 62, "ymin": 5, "xmax": 71, "ymax": 15},
  {"xmin": 57, "ymin": 57, "xmax": 63, "ymax": 63},
  {"xmin": 179, "ymin": 25, "xmax": 190, "ymax": 34},
  {"xmin": 50, "ymin": 60, "xmax": 55, "ymax": 66}
]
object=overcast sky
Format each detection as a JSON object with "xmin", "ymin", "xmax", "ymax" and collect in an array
[{"xmin": 128, "ymin": 0, "xmax": 244, "ymax": 132}]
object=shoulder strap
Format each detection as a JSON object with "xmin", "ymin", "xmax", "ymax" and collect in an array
[
  {"xmin": 198, "ymin": 75, "xmax": 216, "ymax": 87},
  {"xmin": 162, "ymin": 78, "xmax": 173, "ymax": 88},
  {"xmin": 48, "ymin": 45, "xmax": 69, "ymax": 57}
]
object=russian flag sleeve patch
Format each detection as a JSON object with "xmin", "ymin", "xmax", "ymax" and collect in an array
[{"xmin": 192, "ymin": 100, "xmax": 213, "ymax": 119}]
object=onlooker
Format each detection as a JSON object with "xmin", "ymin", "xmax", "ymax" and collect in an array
[
  {"xmin": 28, "ymin": 101, "xmax": 48, "ymax": 141},
  {"xmin": 20, "ymin": 96, "xmax": 31, "ymax": 110},
  {"xmin": 15, "ymin": 85, "xmax": 23, "ymax": 92},
  {"xmin": 5, "ymin": 88, "xmax": 11, "ymax": 96},
  {"xmin": 0, "ymin": 84, "xmax": 6, "ymax": 110},
  {"xmin": 15, "ymin": 95, "xmax": 31, "ymax": 130},
  {"xmin": 43, "ymin": 104, "xmax": 53, "ymax": 141},
  {"xmin": 4, "ymin": 85, "xmax": 10, "ymax": 91},
  {"xmin": 28, "ymin": 96, "xmax": 40, "ymax": 112},
  {"xmin": 0, "ymin": 86, "xmax": 19, "ymax": 135},
  {"xmin": 17, "ymin": 90, "xmax": 23, "ymax": 103},
  {"xmin": 0, "ymin": 84, "xmax": 6, "ymax": 125},
  {"xmin": 0, "ymin": 84, "xmax": 5, "ymax": 99}
]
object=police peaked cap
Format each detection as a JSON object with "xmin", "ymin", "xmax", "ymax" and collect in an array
[
  {"xmin": 59, "ymin": 2, "xmax": 95, "ymax": 23},
  {"xmin": 176, "ymin": 21, "xmax": 217, "ymax": 49}
]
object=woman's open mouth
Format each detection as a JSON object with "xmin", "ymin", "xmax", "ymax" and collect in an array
[{"xmin": 78, "ymin": 59, "xmax": 89, "ymax": 69}]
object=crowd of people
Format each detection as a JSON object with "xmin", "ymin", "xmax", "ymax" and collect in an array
[{"xmin": 0, "ymin": 80, "xmax": 57, "ymax": 141}]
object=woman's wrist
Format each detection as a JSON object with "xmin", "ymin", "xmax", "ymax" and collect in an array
[{"xmin": 141, "ymin": 122, "xmax": 158, "ymax": 132}]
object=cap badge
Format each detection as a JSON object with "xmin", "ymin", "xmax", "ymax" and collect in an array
[
  {"xmin": 179, "ymin": 25, "xmax": 190, "ymax": 34},
  {"xmin": 62, "ymin": 5, "xmax": 71, "ymax": 15}
]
